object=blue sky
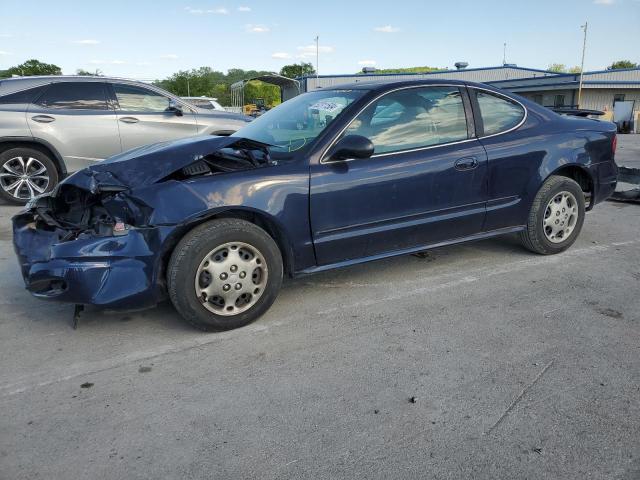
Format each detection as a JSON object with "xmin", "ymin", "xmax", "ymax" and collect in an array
[{"xmin": 0, "ymin": 0, "xmax": 638, "ymax": 80}]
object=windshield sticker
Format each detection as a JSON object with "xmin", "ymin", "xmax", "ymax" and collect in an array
[{"xmin": 309, "ymin": 101, "xmax": 343, "ymax": 113}]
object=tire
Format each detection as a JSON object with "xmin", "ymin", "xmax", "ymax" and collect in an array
[
  {"xmin": 0, "ymin": 147, "xmax": 59, "ymax": 205},
  {"xmin": 167, "ymin": 218, "xmax": 283, "ymax": 331},
  {"xmin": 519, "ymin": 175, "xmax": 586, "ymax": 255}
]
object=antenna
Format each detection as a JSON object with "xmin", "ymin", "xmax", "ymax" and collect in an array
[{"xmin": 503, "ymin": 42, "xmax": 507, "ymax": 65}]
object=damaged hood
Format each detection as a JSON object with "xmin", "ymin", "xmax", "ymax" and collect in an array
[{"xmin": 61, "ymin": 135, "xmax": 266, "ymax": 193}]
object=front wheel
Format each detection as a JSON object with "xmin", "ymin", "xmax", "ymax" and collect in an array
[
  {"xmin": 0, "ymin": 147, "xmax": 58, "ymax": 204},
  {"xmin": 520, "ymin": 175, "xmax": 586, "ymax": 255},
  {"xmin": 168, "ymin": 218, "xmax": 283, "ymax": 331}
]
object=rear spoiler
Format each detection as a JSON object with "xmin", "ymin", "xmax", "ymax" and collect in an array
[{"xmin": 552, "ymin": 107, "xmax": 605, "ymax": 117}]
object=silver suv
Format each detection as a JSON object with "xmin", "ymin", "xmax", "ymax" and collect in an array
[{"xmin": 0, "ymin": 76, "xmax": 251, "ymax": 204}]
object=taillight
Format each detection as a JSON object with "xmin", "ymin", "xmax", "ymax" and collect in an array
[{"xmin": 612, "ymin": 134, "xmax": 617, "ymax": 156}]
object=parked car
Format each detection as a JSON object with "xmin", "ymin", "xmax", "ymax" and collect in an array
[
  {"xmin": 13, "ymin": 80, "xmax": 618, "ymax": 331},
  {"xmin": 0, "ymin": 76, "xmax": 251, "ymax": 204},
  {"xmin": 182, "ymin": 96, "xmax": 226, "ymax": 111}
]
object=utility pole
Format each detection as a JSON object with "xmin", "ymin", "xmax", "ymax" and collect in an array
[
  {"xmin": 314, "ymin": 35, "xmax": 319, "ymax": 81},
  {"xmin": 578, "ymin": 22, "xmax": 588, "ymax": 108},
  {"xmin": 187, "ymin": 76, "xmax": 191, "ymax": 97},
  {"xmin": 503, "ymin": 42, "xmax": 507, "ymax": 65}
]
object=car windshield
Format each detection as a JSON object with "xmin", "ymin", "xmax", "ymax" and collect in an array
[{"xmin": 232, "ymin": 89, "xmax": 365, "ymax": 159}]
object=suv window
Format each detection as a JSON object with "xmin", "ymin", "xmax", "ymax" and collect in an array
[
  {"xmin": 189, "ymin": 99, "xmax": 214, "ymax": 109},
  {"xmin": 344, "ymin": 87, "xmax": 468, "ymax": 155},
  {"xmin": 36, "ymin": 82, "xmax": 108, "ymax": 110},
  {"xmin": 475, "ymin": 90, "xmax": 525, "ymax": 136},
  {"xmin": 114, "ymin": 84, "xmax": 171, "ymax": 112},
  {"xmin": 0, "ymin": 85, "xmax": 46, "ymax": 105}
]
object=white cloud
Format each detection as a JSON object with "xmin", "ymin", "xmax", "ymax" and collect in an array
[
  {"xmin": 160, "ymin": 54, "xmax": 179, "ymax": 60},
  {"xmin": 185, "ymin": 6, "xmax": 229, "ymax": 14},
  {"xmin": 0, "ymin": 50, "xmax": 12, "ymax": 55},
  {"xmin": 271, "ymin": 52, "xmax": 291, "ymax": 59},
  {"xmin": 358, "ymin": 60, "xmax": 377, "ymax": 66},
  {"xmin": 593, "ymin": 0, "xmax": 614, "ymax": 3},
  {"xmin": 0, "ymin": 33, "xmax": 13, "ymax": 38},
  {"xmin": 374, "ymin": 25, "xmax": 399, "ymax": 33},
  {"xmin": 73, "ymin": 39, "xmax": 100, "ymax": 45},
  {"xmin": 238, "ymin": 6, "xmax": 251, "ymax": 11},
  {"xmin": 296, "ymin": 44, "xmax": 334, "ymax": 58},
  {"xmin": 246, "ymin": 24, "xmax": 270, "ymax": 33},
  {"xmin": 136, "ymin": 61, "xmax": 152, "ymax": 66}
]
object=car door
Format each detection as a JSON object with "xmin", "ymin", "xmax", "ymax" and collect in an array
[
  {"xmin": 110, "ymin": 83, "xmax": 198, "ymax": 152},
  {"xmin": 26, "ymin": 81, "xmax": 120, "ymax": 172},
  {"xmin": 309, "ymin": 85, "xmax": 488, "ymax": 266}
]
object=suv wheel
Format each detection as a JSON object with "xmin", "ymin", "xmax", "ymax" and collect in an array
[
  {"xmin": 0, "ymin": 147, "xmax": 58, "ymax": 204},
  {"xmin": 167, "ymin": 218, "xmax": 283, "ymax": 331}
]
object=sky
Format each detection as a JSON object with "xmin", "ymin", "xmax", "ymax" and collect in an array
[{"xmin": 0, "ymin": 0, "xmax": 639, "ymax": 80}]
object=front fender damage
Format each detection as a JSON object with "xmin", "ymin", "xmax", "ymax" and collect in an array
[{"xmin": 13, "ymin": 136, "xmax": 276, "ymax": 310}]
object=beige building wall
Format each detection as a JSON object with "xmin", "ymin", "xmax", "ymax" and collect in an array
[{"xmin": 580, "ymin": 89, "xmax": 640, "ymax": 114}]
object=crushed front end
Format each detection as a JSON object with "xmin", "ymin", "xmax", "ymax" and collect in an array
[
  {"xmin": 12, "ymin": 135, "xmax": 278, "ymax": 311},
  {"xmin": 12, "ymin": 180, "xmax": 173, "ymax": 309}
]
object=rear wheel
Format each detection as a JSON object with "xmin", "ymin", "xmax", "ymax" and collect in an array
[
  {"xmin": 0, "ymin": 147, "xmax": 58, "ymax": 204},
  {"xmin": 520, "ymin": 175, "xmax": 586, "ymax": 254},
  {"xmin": 168, "ymin": 218, "xmax": 283, "ymax": 331}
]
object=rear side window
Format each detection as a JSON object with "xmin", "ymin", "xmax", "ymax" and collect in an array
[
  {"xmin": 113, "ymin": 84, "xmax": 170, "ymax": 112},
  {"xmin": 0, "ymin": 85, "xmax": 46, "ymax": 105},
  {"xmin": 475, "ymin": 91, "xmax": 525, "ymax": 136},
  {"xmin": 36, "ymin": 82, "xmax": 108, "ymax": 110}
]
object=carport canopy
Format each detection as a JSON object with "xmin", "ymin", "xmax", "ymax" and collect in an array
[{"xmin": 230, "ymin": 73, "xmax": 300, "ymax": 110}]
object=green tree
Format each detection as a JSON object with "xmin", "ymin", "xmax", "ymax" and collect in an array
[
  {"xmin": 548, "ymin": 63, "xmax": 567, "ymax": 73},
  {"xmin": 154, "ymin": 67, "xmax": 282, "ymax": 107},
  {"xmin": 279, "ymin": 63, "xmax": 316, "ymax": 79},
  {"xmin": 244, "ymin": 80, "xmax": 280, "ymax": 107},
  {"xmin": 76, "ymin": 68, "xmax": 103, "ymax": 76},
  {"xmin": 607, "ymin": 60, "xmax": 638, "ymax": 70},
  {"xmin": 1, "ymin": 59, "xmax": 62, "ymax": 78},
  {"xmin": 548, "ymin": 64, "xmax": 582, "ymax": 74}
]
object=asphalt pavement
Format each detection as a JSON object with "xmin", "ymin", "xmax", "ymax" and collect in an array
[{"xmin": 0, "ymin": 135, "xmax": 638, "ymax": 480}]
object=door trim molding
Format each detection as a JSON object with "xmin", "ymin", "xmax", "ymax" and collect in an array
[{"xmin": 299, "ymin": 225, "xmax": 525, "ymax": 275}]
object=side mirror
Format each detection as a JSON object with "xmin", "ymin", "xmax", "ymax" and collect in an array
[
  {"xmin": 328, "ymin": 135, "xmax": 374, "ymax": 161},
  {"xmin": 167, "ymin": 100, "xmax": 184, "ymax": 116}
]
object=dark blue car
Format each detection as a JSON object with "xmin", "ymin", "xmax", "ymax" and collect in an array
[{"xmin": 12, "ymin": 80, "xmax": 618, "ymax": 330}]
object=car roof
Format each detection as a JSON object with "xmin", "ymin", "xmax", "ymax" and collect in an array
[
  {"xmin": 0, "ymin": 75, "xmax": 178, "ymax": 99},
  {"xmin": 0, "ymin": 75, "xmax": 150, "ymax": 84},
  {"xmin": 317, "ymin": 78, "xmax": 506, "ymax": 93},
  {"xmin": 320, "ymin": 78, "xmax": 466, "ymax": 89}
]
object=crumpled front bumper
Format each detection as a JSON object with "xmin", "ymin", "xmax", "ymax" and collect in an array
[{"xmin": 12, "ymin": 211, "xmax": 174, "ymax": 310}]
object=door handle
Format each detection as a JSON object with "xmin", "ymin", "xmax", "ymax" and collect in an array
[
  {"xmin": 31, "ymin": 115, "xmax": 55, "ymax": 123},
  {"xmin": 454, "ymin": 156, "xmax": 478, "ymax": 171},
  {"xmin": 119, "ymin": 117, "xmax": 139, "ymax": 124}
]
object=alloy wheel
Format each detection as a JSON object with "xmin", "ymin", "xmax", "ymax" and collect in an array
[{"xmin": 0, "ymin": 156, "xmax": 50, "ymax": 201}]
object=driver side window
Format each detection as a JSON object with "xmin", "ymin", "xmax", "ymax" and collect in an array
[{"xmin": 345, "ymin": 86, "xmax": 469, "ymax": 155}]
